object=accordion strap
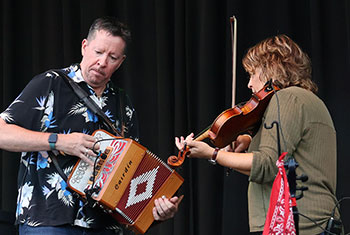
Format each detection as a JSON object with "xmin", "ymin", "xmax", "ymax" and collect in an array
[
  {"xmin": 54, "ymin": 69, "xmax": 123, "ymax": 137},
  {"xmin": 49, "ymin": 151, "xmax": 68, "ymax": 181}
]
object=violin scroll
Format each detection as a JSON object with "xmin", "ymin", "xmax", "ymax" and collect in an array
[
  {"xmin": 167, "ymin": 131, "xmax": 209, "ymax": 168},
  {"xmin": 167, "ymin": 149, "xmax": 188, "ymax": 167}
]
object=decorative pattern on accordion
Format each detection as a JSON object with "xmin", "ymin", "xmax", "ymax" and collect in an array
[
  {"xmin": 67, "ymin": 133, "xmax": 131, "ymax": 198},
  {"xmin": 92, "ymin": 139, "xmax": 128, "ymax": 192},
  {"xmin": 115, "ymin": 151, "xmax": 172, "ymax": 223}
]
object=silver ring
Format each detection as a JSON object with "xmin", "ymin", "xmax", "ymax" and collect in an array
[{"xmin": 84, "ymin": 148, "xmax": 89, "ymax": 156}]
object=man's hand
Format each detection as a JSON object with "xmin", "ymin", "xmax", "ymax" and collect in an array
[
  {"xmin": 152, "ymin": 195, "xmax": 184, "ymax": 221},
  {"xmin": 56, "ymin": 133, "xmax": 100, "ymax": 165}
]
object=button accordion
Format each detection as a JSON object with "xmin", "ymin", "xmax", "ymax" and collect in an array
[{"xmin": 67, "ymin": 129, "xmax": 184, "ymax": 234}]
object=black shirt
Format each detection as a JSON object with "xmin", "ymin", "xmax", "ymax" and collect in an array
[{"xmin": 0, "ymin": 64, "xmax": 139, "ymax": 230}]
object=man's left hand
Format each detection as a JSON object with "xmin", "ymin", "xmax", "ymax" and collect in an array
[{"xmin": 152, "ymin": 195, "xmax": 184, "ymax": 221}]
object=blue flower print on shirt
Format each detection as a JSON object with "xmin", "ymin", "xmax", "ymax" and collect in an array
[
  {"xmin": 44, "ymin": 111, "xmax": 57, "ymax": 129},
  {"xmin": 37, "ymin": 152, "xmax": 49, "ymax": 170},
  {"xmin": 68, "ymin": 70, "xmax": 76, "ymax": 79},
  {"xmin": 104, "ymin": 110, "xmax": 115, "ymax": 122},
  {"xmin": 37, "ymin": 91, "xmax": 57, "ymax": 131},
  {"xmin": 35, "ymin": 96, "xmax": 47, "ymax": 111},
  {"xmin": 44, "ymin": 166, "xmax": 74, "ymax": 207},
  {"xmin": 86, "ymin": 109, "xmax": 98, "ymax": 123},
  {"xmin": 16, "ymin": 182, "xmax": 34, "ymax": 217},
  {"xmin": 60, "ymin": 180, "xmax": 71, "ymax": 197}
]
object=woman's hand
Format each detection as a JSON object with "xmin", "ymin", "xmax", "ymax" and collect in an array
[
  {"xmin": 175, "ymin": 133, "xmax": 214, "ymax": 160},
  {"xmin": 232, "ymin": 134, "xmax": 252, "ymax": 152},
  {"xmin": 225, "ymin": 134, "xmax": 252, "ymax": 153},
  {"xmin": 175, "ymin": 133, "xmax": 194, "ymax": 150}
]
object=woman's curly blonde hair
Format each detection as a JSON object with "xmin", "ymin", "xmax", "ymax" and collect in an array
[{"xmin": 242, "ymin": 34, "xmax": 318, "ymax": 93}]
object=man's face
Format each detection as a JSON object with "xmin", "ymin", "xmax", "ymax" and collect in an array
[{"xmin": 80, "ymin": 30, "xmax": 126, "ymax": 91}]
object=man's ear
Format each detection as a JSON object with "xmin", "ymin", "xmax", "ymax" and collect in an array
[{"xmin": 81, "ymin": 39, "xmax": 88, "ymax": 56}]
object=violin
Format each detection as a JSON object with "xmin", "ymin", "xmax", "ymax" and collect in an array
[{"xmin": 167, "ymin": 81, "xmax": 280, "ymax": 168}]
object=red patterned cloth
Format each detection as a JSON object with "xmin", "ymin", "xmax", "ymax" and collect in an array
[{"xmin": 263, "ymin": 152, "xmax": 296, "ymax": 235}]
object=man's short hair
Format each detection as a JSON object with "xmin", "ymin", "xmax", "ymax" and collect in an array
[{"xmin": 87, "ymin": 16, "xmax": 131, "ymax": 47}]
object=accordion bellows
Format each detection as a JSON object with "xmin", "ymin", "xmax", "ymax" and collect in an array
[{"xmin": 67, "ymin": 129, "xmax": 184, "ymax": 234}]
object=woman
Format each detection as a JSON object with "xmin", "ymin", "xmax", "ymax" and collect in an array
[{"xmin": 176, "ymin": 35, "xmax": 339, "ymax": 234}]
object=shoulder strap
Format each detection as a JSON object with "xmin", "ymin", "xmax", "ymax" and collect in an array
[
  {"xmin": 54, "ymin": 69, "xmax": 123, "ymax": 137},
  {"xmin": 112, "ymin": 85, "xmax": 126, "ymax": 137}
]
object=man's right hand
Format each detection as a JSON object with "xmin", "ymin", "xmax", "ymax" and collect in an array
[{"xmin": 56, "ymin": 133, "xmax": 99, "ymax": 165}]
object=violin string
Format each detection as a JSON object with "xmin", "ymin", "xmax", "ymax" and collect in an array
[{"xmin": 193, "ymin": 125, "xmax": 210, "ymax": 140}]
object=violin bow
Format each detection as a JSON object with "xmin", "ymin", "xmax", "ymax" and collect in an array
[
  {"xmin": 230, "ymin": 16, "xmax": 237, "ymax": 107},
  {"xmin": 226, "ymin": 16, "xmax": 237, "ymax": 175}
]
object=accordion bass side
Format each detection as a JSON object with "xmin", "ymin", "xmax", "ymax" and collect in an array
[{"xmin": 67, "ymin": 129, "xmax": 184, "ymax": 234}]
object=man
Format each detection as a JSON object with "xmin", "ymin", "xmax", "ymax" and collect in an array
[
  {"xmin": 0, "ymin": 16, "xmax": 180, "ymax": 234},
  {"xmin": 175, "ymin": 35, "xmax": 339, "ymax": 234}
]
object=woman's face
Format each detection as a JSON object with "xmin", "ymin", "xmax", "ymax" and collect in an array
[{"xmin": 247, "ymin": 68, "xmax": 265, "ymax": 93}]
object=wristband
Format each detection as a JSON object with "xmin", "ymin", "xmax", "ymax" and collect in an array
[
  {"xmin": 48, "ymin": 133, "xmax": 58, "ymax": 150},
  {"xmin": 208, "ymin": 147, "xmax": 220, "ymax": 165}
]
